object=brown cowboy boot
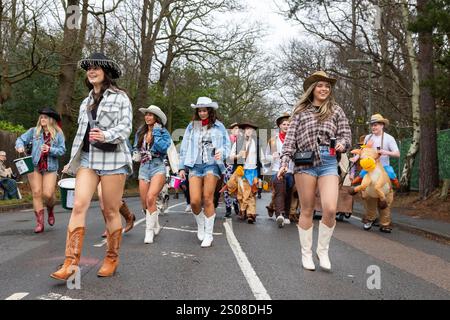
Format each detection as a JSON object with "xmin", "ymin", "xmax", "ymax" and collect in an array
[
  {"xmin": 34, "ymin": 209, "xmax": 45, "ymax": 233},
  {"xmin": 47, "ymin": 205, "xmax": 55, "ymax": 226},
  {"xmin": 119, "ymin": 200, "xmax": 135, "ymax": 233},
  {"xmin": 97, "ymin": 228, "xmax": 122, "ymax": 277},
  {"xmin": 50, "ymin": 227, "xmax": 85, "ymax": 281}
]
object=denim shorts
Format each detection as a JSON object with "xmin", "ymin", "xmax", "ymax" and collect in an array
[
  {"xmin": 298, "ymin": 147, "xmax": 338, "ymax": 178},
  {"xmin": 187, "ymin": 163, "xmax": 221, "ymax": 179},
  {"xmin": 138, "ymin": 157, "xmax": 166, "ymax": 182},
  {"xmin": 80, "ymin": 151, "xmax": 129, "ymax": 176}
]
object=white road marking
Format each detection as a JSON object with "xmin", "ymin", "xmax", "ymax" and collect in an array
[
  {"xmin": 93, "ymin": 202, "xmax": 184, "ymax": 247},
  {"xmin": 5, "ymin": 292, "xmax": 29, "ymax": 300},
  {"xmin": 161, "ymin": 251, "xmax": 195, "ymax": 259},
  {"xmin": 223, "ymin": 219, "xmax": 271, "ymax": 300},
  {"xmin": 37, "ymin": 293, "xmax": 79, "ymax": 300}
]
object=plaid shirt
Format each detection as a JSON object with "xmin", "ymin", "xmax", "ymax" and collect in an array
[
  {"xmin": 67, "ymin": 88, "xmax": 133, "ymax": 175},
  {"xmin": 281, "ymin": 104, "xmax": 351, "ymax": 171}
]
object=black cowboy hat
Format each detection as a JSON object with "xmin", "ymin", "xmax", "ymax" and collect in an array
[
  {"xmin": 79, "ymin": 52, "xmax": 122, "ymax": 79},
  {"xmin": 39, "ymin": 107, "xmax": 61, "ymax": 122},
  {"xmin": 238, "ymin": 122, "xmax": 258, "ymax": 130}
]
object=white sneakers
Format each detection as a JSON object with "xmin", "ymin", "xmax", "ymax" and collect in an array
[
  {"xmin": 201, "ymin": 214, "xmax": 216, "ymax": 248},
  {"xmin": 144, "ymin": 210, "xmax": 160, "ymax": 244},
  {"xmin": 276, "ymin": 215, "xmax": 285, "ymax": 228},
  {"xmin": 185, "ymin": 204, "xmax": 192, "ymax": 213},
  {"xmin": 194, "ymin": 211, "xmax": 205, "ymax": 241},
  {"xmin": 284, "ymin": 218, "xmax": 291, "ymax": 225}
]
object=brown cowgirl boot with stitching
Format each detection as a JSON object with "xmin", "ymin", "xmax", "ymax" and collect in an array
[
  {"xmin": 97, "ymin": 228, "xmax": 122, "ymax": 277},
  {"xmin": 50, "ymin": 227, "xmax": 85, "ymax": 281},
  {"xmin": 119, "ymin": 200, "xmax": 136, "ymax": 233}
]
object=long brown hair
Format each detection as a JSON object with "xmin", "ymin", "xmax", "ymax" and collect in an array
[
  {"xmin": 293, "ymin": 81, "xmax": 336, "ymax": 122},
  {"xmin": 136, "ymin": 114, "xmax": 164, "ymax": 149},
  {"xmin": 84, "ymin": 67, "xmax": 127, "ymax": 110},
  {"xmin": 192, "ymin": 107, "xmax": 217, "ymax": 129}
]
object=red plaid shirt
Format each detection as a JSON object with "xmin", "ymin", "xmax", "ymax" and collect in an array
[{"xmin": 281, "ymin": 104, "xmax": 351, "ymax": 171}]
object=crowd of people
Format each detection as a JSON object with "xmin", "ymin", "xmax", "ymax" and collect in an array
[{"xmin": 1, "ymin": 52, "xmax": 401, "ymax": 282}]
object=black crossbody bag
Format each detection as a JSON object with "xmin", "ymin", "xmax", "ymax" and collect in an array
[
  {"xmin": 86, "ymin": 108, "xmax": 117, "ymax": 152},
  {"xmin": 294, "ymin": 150, "xmax": 315, "ymax": 165}
]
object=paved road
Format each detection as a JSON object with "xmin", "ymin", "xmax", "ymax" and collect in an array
[{"xmin": 1, "ymin": 193, "xmax": 449, "ymax": 300}]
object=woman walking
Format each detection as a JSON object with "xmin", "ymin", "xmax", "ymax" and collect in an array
[
  {"xmin": 50, "ymin": 52, "xmax": 133, "ymax": 280},
  {"xmin": 133, "ymin": 105, "xmax": 171, "ymax": 244},
  {"xmin": 178, "ymin": 97, "xmax": 231, "ymax": 247},
  {"xmin": 278, "ymin": 71, "xmax": 351, "ymax": 271},
  {"xmin": 15, "ymin": 108, "xmax": 65, "ymax": 233}
]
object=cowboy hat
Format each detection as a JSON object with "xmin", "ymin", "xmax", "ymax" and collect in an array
[
  {"xmin": 0, "ymin": 151, "xmax": 6, "ymax": 156},
  {"xmin": 191, "ymin": 97, "xmax": 218, "ymax": 109},
  {"xmin": 276, "ymin": 112, "xmax": 290, "ymax": 127},
  {"xmin": 79, "ymin": 52, "xmax": 122, "ymax": 79},
  {"xmin": 370, "ymin": 114, "xmax": 389, "ymax": 126},
  {"xmin": 238, "ymin": 122, "xmax": 258, "ymax": 130},
  {"xmin": 303, "ymin": 70, "xmax": 337, "ymax": 92},
  {"xmin": 228, "ymin": 122, "xmax": 239, "ymax": 129},
  {"xmin": 139, "ymin": 105, "xmax": 167, "ymax": 126},
  {"xmin": 39, "ymin": 107, "xmax": 61, "ymax": 122}
]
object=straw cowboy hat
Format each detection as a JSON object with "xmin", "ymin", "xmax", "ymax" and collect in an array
[
  {"xmin": 191, "ymin": 97, "xmax": 219, "ymax": 109},
  {"xmin": 139, "ymin": 105, "xmax": 167, "ymax": 125},
  {"xmin": 303, "ymin": 70, "xmax": 337, "ymax": 92},
  {"xmin": 238, "ymin": 122, "xmax": 258, "ymax": 130},
  {"xmin": 276, "ymin": 112, "xmax": 290, "ymax": 127},
  {"xmin": 370, "ymin": 113, "xmax": 389, "ymax": 126},
  {"xmin": 79, "ymin": 52, "xmax": 122, "ymax": 79},
  {"xmin": 228, "ymin": 122, "xmax": 239, "ymax": 129},
  {"xmin": 38, "ymin": 107, "xmax": 61, "ymax": 122}
]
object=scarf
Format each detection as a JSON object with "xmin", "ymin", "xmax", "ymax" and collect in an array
[{"xmin": 279, "ymin": 131, "xmax": 286, "ymax": 143}]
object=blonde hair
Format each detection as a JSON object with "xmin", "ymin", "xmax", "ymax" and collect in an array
[
  {"xmin": 35, "ymin": 115, "xmax": 63, "ymax": 140},
  {"xmin": 293, "ymin": 81, "xmax": 336, "ymax": 122}
]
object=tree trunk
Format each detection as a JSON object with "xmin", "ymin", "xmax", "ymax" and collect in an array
[
  {"xmin": 399, "ymin": 0, "xmax": 420, "ymax": 191},
  {"xmin": 417, "ymin": 0, "xmax": 439, "ymax": 199},
  {"xmin": 55, "ymin": 0, "xmax": 89, "ymax": 142},
  {"xmin": 439, "ymin": 179, "xmax": 449, "ymax": 200}
]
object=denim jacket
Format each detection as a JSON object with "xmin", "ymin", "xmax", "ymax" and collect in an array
[
  {"xmin": 133, "ymin": 127, "xmax": 172, "ymax": 157},
  {"xmin": 15, "ymin": 127, "xmax": 66, "ymax": 172},
  {"xmin": 179, "ymin": 120, "xmax": 231, "ymax": 174}
]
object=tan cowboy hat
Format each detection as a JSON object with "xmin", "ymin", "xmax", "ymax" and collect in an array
[
  {"xmin": 303, "ymin": 70, "xmax": 337, "ymax": 92},
  {"xmin": 238, "ymin": 122, "xmax": 258, "ymax": 130},
  {"xmin": 276, "ymin": 112, "xmax": 290, "ymax": 127},
  {"xmin": 138, "ymin": 105, "xmax": 167, "ymax": 125},
  {"xmin": 370, "ymin": 113, "xmax": 389, "ymax": 126},
  {"xmin": 0, "ymin": 151, "xmax": 6, "ymax": 156},
  {"xmin": 228, "ymin": 122, "xmax": 239, "ymax": 129}
]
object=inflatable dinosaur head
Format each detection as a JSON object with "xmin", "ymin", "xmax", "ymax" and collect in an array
[{"xmin": 235, "ymin": 165, "xmax": 245, "ymax": 177}]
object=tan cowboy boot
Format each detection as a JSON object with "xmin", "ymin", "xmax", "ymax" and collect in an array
[
  {"xmin": 119, "ymin": 200, "xmax": 135, "ymax": 233},
  {"xmin": 97, "ymin": 228, "xmax": 122, "ymax": 277},
  {"xmin": 50, "ymin": 227, "xmax": 85, "ymax": 281}
]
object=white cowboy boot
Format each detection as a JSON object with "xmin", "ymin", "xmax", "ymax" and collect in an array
[
  {"xmin": 316, "ymin": 221, "xmax": 336, "ymax": 271},
  {"xmin": 194, "ymin": 211, "xmax": 205, "ymax": 241},
  {"xmin": 201, "ymin": 214, "xmax": 215, "ymax": 248},
  {"xmin": 297, "ymin": 225, "xmax": 315, "ymax": 271},
  {"xmin": 154, "ymin": 211, "xmax": 161, "ymax": 236},
  {"xmin": 144, "ymin": 210, "xmax": 157, "ymax": 244}
]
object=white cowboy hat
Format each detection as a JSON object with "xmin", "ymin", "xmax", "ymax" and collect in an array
[
  {"xmin": 191, "ymin": 97, "xmax": 219, "ymax": 109},
  {"xmin": 138, "ymin": 105, "xmax": 167, "ymax": 125}
]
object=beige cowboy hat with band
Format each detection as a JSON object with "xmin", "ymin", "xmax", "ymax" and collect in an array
[
  {"xmin": 276, "ymin": 112, "xmax": 290, "ymax": 127},
  {"xmin": 303, "ymin": 70, "xmax": 337, "ymax": 92},
  {"xmin": 370, "ymin": 113, "xmax": 389, "ymax": 126},
  {"xmin": 139, "ymin": 105, "xmax": 167, "ymax": 126}
]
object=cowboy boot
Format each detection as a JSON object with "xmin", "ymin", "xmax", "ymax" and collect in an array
[
  {"xmin": 50, "ymin": 227, "xmax": 85, "ymax": 281},
  {"xmin": 316, "ymin": 221, "xmax": 336, "ymax": 271},
  {"xmin": 47, "ymin": 205, "xmax": 55, "ymax": 226},
  {"xmin": 119, "ymin": 200, "xmax": 135, "ymax": 233},
  {"xmin": 144, "ymin": 210, "xmax": 157, "ymax": 244},
  {"xmin": 97, "ymin": 228, "xmax": 122, "ymax": 277},
  {"xmin": 201, "ymin": 214, "xmax": 216, "ymax": 248},
  {"xmin": 194, "ymin": 211, "xmax": 205, "ymax": 241},
  {"xmin": 297, "ymin": 225, "xmax": 315, "ymax": 271},
  {"xmin": 154, "ymin": 211, "xmax": 161, "ymax": 236},
  {"xmin": 34, "ymin": 209, "xmax": 45, "ymax": 233}
]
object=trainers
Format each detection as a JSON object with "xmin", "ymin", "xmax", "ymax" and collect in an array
[
  {"xmin": 225, "ymin": 208, "xmax": 232, "ymax": 218},
  {"xmin": 185, "ymin": 204, "xmax": 192, "ymax": 213},
  {"xmin": 284, "ymin": 218, "xmax": 291, "ymax": 225},
  {"xmin": 379, "ymin": 226, "xmax": 392, "ymax": 233},
  {"xmin": 363, "ymin": 221, "xmax": 373, "ymax": 231},
  {"xmin": 276, "ymin": 215, "xmax": 285, "ymax": 228}
]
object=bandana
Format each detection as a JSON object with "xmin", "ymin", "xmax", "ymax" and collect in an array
[
  {"xmin": 201, "ymin": 119, "xmax": 209, "ymax": 126},
  {"xmin": 279, "ymin": 131, "xmax": 286, "ymax": 143}
]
